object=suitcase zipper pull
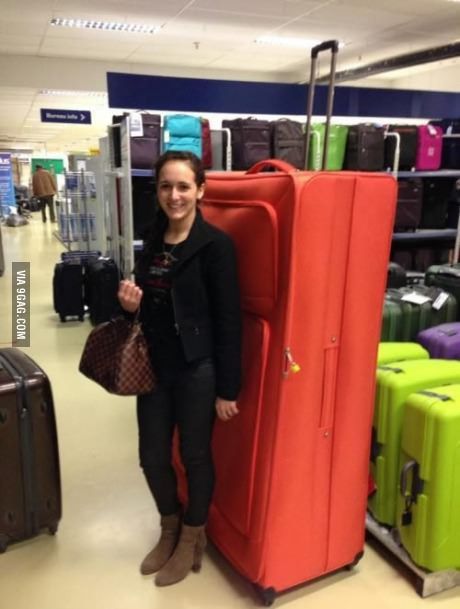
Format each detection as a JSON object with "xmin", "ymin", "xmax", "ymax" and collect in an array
[{"xmin": 283, "ymin": 348, "xmax": 301, "ymax": 378}]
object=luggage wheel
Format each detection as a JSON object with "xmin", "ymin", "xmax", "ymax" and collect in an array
[
  {"xmin": 253, "ymin": 584, "xmax": 276, "ymax": 606},
  {"xmin": 48, "ymin": 522, "xmax": 59, "ymax": 535},
  {"xmin": 345, "ymin": 550, "xmax": 364, "ymax": 571},
  {"xmin": 59, "ymin": 315, "xmax": 66, "ymax": 323},
  {"xmin": 79, "ymin": 316, "xmax": 84, "ymax": 322},
  {"xmin": 0, "ymin": 535, "xmax": 8, "ymax": 553}
]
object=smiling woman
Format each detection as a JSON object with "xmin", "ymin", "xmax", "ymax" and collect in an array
[{"xmin": 116, "ymin": 150, "xmax": 242, "ymax": 587}]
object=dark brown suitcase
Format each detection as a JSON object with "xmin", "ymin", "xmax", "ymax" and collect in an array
[{"xmin": 0, "ymin": 348, "xmax": 61, "ymax": 552}]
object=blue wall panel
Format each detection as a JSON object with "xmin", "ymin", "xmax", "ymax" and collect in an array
[{"xmin": 107, "ymin": 72, "xmax": 460, "ymax": 119}]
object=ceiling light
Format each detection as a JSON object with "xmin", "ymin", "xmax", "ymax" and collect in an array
[
  {"xmin": 50, "ymin": 17, "xmax": 160, "ymax": 34},
  {"xmin": 39, "ymin": 89, "xmax": 107, "ymax": 97}
]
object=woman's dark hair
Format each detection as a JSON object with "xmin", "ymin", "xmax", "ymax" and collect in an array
[
  {"xmin": 135, "ymin": 151, "xmax": 206, "ymax": 274},
  {"xmin": 154, "ymin": 150, "xmax": 205, "ymax": 187}
]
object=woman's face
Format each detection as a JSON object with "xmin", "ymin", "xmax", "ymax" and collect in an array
[{"xmin": 157, "ymin": 160, "xmax": 204, "ymax": 224}]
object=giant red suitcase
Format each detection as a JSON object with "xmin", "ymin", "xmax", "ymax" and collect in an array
[
  {"xmin": 174, "ymin": 158, "xmax": 397, "ymax": 602},
  {"xmin": 0, "ymin": 348, "xmax": 61, "ymax": 552}
]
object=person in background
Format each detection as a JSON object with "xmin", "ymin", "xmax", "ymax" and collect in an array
[
  {"xmin": 118, "ymin": 151, "xmax": 242, "ymax": 587},
  {"xmin": 32, "ymin": 164, "xmax": 57, "ymax": 223}
]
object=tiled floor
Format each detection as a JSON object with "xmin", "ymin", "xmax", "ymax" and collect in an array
[{"xmin": 0, "ymin": 214, "xmax": 459, "ymax": 609}]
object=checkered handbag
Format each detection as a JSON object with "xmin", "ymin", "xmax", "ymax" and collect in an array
[{"xmin": 79, "ymin": 316, "xmax": 156, "ymax": 395}]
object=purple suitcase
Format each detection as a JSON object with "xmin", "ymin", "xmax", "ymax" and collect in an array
[
  {"xmin": 416, "ymin": 125, "xmax": 443, "ymax": 171},
  {"xmin": 417, "ymin": 322, "xmax": 460, "ymax": 359}
]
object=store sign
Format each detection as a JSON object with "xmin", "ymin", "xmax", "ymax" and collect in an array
[
  {"xmin": 0, "ymin": 152, "xmax": 15, "ymax": 207},
  {"xmin": 40, "ymin": 108, "xmax": 92, "ymax": 124}
]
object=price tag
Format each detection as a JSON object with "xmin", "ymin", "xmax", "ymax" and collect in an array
[
  {"xmin": 432, "ymin": 291, "xmax": 450, "ymax": 311},
  {"xmin": 130, "ymin": 112, "xmax": 143, "ymax": 137},
  {"xmin": 401, "ymin": 292, "xmax": 432, "ymax": 305}
]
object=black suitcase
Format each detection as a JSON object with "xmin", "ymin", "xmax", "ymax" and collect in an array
[
  {"xmin": 343, "ymin": 124, "xmax": 385, "ymax": 171},
  {"xmin": 420, "ymin": 178, "xmax": 455, "ymax": 229},
  {"xmin": 387, "ymin": 262, "xmax": 407, "ymax": 289},
  {"xmin": 394, "ymin": 178, "xmax": 423, "ymax": 231},
  {"xmin": 270, "ymin": 119, "xmax": 304, "ymax": 169},
  {"xmin": 0, "ymin": 348, "xmax": 61, "ymax": 553},
  {"xmin": 222, "ymin": 118, "xmax": 270, "ymax": 170},
  {"xmin": 132, "ymin": 177, "xmax": 157, "ymax": 239},
  {"xmin": 53, "ymin": 261, "xmax": 85, "ymax": 322},
  {"xmin": 86, "ymin": 258, "xmax": 120, "ymax": 326},
  {"xmin": 429, "ymin": 119, "xmax": 460, "ymax": 169},
  {"xmin": 385, "ymin": 125, "xmax": 418, "ymax": 171}
]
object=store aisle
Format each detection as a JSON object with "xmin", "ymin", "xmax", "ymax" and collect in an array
[{"xmin": 0, "ymin": 213, "xmax": 458, "ymax": 609}]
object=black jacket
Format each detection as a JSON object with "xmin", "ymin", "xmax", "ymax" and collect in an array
[{"xmin": 138, "ymin": 210, "xmax": 242, "ymax": 401}]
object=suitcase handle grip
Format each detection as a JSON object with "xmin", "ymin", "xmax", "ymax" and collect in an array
[
  {"xmin": 400, "ymin": 460, "xmax": 416, "ymax": 497},
  {"xmin": 400, "ymin": 459, "xmax": 423, "ymax": 502},
  {"xmin": 246, "ymin": 159, "xmax": 296, "ymax": 174},
  {"xmin": 311, "ymin": 40, "xmax": 339, "ymax": 59}
]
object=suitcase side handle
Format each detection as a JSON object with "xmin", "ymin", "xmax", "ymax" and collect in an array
[{"xmin": 246, "ymin": 159, "xmax": 296, "ymax": 174}]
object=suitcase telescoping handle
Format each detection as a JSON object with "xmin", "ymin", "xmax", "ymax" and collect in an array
[{"xmin": 304, "ymin": 40, "xmax": 339, "ymax": 170}]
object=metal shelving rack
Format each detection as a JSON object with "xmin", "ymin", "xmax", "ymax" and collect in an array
[{"xmin": 54, "ymin": 169, "xmax": 98, "ymax": 252}]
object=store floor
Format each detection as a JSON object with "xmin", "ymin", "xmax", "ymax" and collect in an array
[{"xmin": 0, "ymin": 214, "xmax": 458, "ymax": 609}]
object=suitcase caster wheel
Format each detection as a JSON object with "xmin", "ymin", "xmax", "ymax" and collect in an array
[
  {"xmin": 254, "ymin": 585, "xmax": 276, "ymax": 606},
  {"xmin": 345, "ymin": 550, "xmax": 364, "ymax": 571},
  {"xmin": 59, "ymin": 315, "xmax": 66, "ymax": 323},
  {"xmin": 79, "ymin": 316, "xmax": 84, "ymax": 322},
  {"xmin": 48, "ymin": 523, "xmax": 59, "ymax": 536},
  {"xmin": 0, "ymin": 535, "xmax": 8, "ymax": 553}
]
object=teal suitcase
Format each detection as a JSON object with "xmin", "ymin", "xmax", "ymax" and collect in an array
[
  {"xmin": 369, "ymin": 359, "xmax": 460, "ymax": 526},
  {"xmin": 377, "ymin": 342, "xmax": 429, "ymax": 366},
  {"xmin": 397, "ymin": 384, "xmax": 460, "ymax": 571}
]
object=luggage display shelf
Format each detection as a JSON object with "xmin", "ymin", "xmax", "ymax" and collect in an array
[
  {"xmin": 392, "ymin": 229, "xmax": 457, "ymax": 244},
  {"xmin": 366, "ymin": 513, "xmax": 460, "ymax": 598},
  {"xmin": 395, "ymin": 170, "xmax": 460, "ymax": 179},
  {"xmin": 131, "ymin": 169, "xmax": 153, "ymax": 177}
]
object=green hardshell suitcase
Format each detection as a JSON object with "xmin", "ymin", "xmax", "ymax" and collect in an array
[
  {"xmin": 381, "ymin": 286, "xmax": 457, "ymax": 342},
  {"xmin": 307, "ymin": 124, "xmax": 348, "ymax": 170},
  {"xmin": 425, "ymin": 264, "xmax": 460, "ymax": 321},
  {"xmin": 369, "ymin": 359, "xmax": 460, "ymax": 526},
  {"xmin": 397, "ymin": 384, "xmax": 460, "ymax": 571},
  {"xmin": 377, "ymin": 342, "xmax": 429, "ymax": 366}
]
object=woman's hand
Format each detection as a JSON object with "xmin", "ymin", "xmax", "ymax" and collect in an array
[
  {"xmin": 215, "ymin": 397, "xmax": 239, "ymax": 422},
  {"xmin": 118, "ymin": 280, "xmax": 143, "ymax": 313}
]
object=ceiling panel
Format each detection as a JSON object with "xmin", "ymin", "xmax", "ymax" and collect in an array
[
  {"xmin": 193, "ymin": 0, "xmax": 324, "ymax": 18},
  {"xmin": 0, "ymin": 0, "xmax": 458, "ymax": 151},
  {"xmin": 341, "ymin": 0, "xmax": 452, "ymax": 17}
]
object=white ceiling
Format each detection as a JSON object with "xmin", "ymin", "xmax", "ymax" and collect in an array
[{"xmin": 0, "ymin": 0, "xmax": 459, "ymax": 153}]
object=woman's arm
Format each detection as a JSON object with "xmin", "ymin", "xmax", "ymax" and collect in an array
[{"xmin": 204, "ymin": 234, "xmax": 242, "ymax": 409}]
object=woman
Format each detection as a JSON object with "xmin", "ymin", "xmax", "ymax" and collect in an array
[{"xmin": 118, "ymin": 151, "xmax": 241, "ymax": 586}]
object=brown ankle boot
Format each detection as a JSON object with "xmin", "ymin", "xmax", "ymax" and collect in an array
[
  {"xmin": 155, "ymin": 524, "xmax": 206, "ymax": 586},
  {"xmin": 140, "ymin": 513, "xmax": 181, "ymax": 575}
]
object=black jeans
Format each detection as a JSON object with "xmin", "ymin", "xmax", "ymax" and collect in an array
[
  {"xmin": 137, "ymin": 358, "xmax": 216, "ymax": 526},
  {"xmin": 39, "ymin": 195, "xmax": 55, "ymax": 222}
]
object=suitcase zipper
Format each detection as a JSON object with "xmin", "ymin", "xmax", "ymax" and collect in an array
[
  {"xmin": 283, "ymin": 348, "xmax": 301, "ymax": 378},
  {"xmin": 0, "ymin": 354, "xmax": 38, "ymax": 537}
]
